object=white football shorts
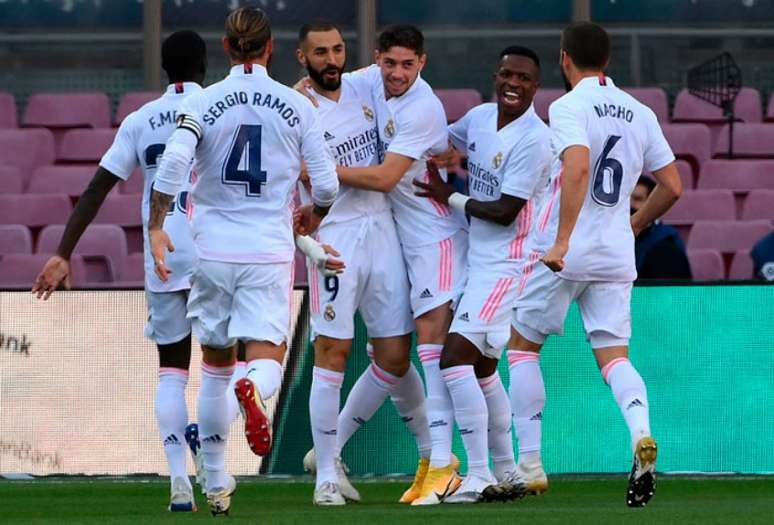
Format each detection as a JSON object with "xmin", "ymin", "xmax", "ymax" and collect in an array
[
  {"xmin": 187, "ymin": 259, "xmax": 293, "ymax": 349},
  {"xmin": 144, "ymin": 289, "xmax": 191, "ymax": 345}
]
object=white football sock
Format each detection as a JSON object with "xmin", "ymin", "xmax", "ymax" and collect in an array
[
  {"xmin": 508, "ymin": 350, "xmax": 545, "ymax": 465},
  {"xmin": 601, "ymin": 357, "xmax": 651, "ymax": 451},
  {"xmin": 156, "ymin": 367, "xmax": 189, "ymax": 480},
  {"xmin": 478, "ymin": 372, "xmax": 516, "ymax": 480},
  {"xmin": 418, "ymin": 344, "xmax": 454, "ymax": 468},
  {"xmin": 336, "ymin": 362, "xmax": 398, "ymax": 455},
  {"xmin": 199, "ymin": 362, "xmax": 233, "ymax": 491},
  {"xmin": 390, "ymin": 363, "xmax": 432, "ymax": 459},
  {"xmin": 443, "ymin": 365, "xmax": 491, "ymax": 479},
  {"xmin": 226, "ymin": 360, "xmax": 248, "ymax": 423},
  {"xmin": 245, "ymin": 358, "xmax": 283, "ymax": 400},
  {"xmin": 310, "ymin": 367, "xmax": 344, "ymax": 489}
]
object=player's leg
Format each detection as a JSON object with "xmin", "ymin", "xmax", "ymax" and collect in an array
[
  {"xmin": 579, "ymin": 282, "xmax": 656, "ymax": 507},
  {"xmin": 226, "ymin": 341, "xmax": 248, "ymax": 424},
  {"xmin": 147, "ymin": 289, "xmax": 196, "ymax": 511},
  {"xmin": 474, "ymin": 357, "xmax": 517, "ymax": 485}
]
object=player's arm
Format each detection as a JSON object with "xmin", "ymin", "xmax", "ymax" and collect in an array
[
  {"xmin": 631, "ymin": 162, "xmax": 682, "ymax": 237},
  {"xmin": 337, "ymin": 152, "xmax": 414, "ymax": 193}
]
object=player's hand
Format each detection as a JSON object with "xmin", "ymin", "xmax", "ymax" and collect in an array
[
  {"xmin": 294, "ymin": 204, "xmax": 323, "ymax": 236},
  {"xmin": 412, "ymin": 160, "xmax": 453, "ymax": 205},
  {"xmin": 32, "ymin": 255, "xmax": 71, "ymax": 300},
  {"xmin": 150, "ymin": 229, "xmax": 175, "ymax": 282},
  {"xmin": 541, "ymin": 241, "xmax": 568, "ymax": 272},
  {"xmin": 299, "ymin": 161, "xmax": 312, "ymax": 192},
  {"xmin": 431, "ymin": 144, "xmax": 459, "ymax": 169},
  {"xmin": 320, "ymin": 244, "xmax": 345, "ymax": 275},
  {"xmin": 293, "ymin": 77, "xmax": 318, "ymax": 107}
]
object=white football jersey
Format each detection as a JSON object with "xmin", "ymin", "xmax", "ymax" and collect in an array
[
  {"xmin": 99, "ymin": 82, "xmax": 199, "ymax": 293},
  {"xmin": 159, "ymin": 64, "xmax": 337, "ymax": 264},
  {"xmin": 529, "ymin": 75, "xmax": 675, "ymax": 282},
  {"xmin": 449, "ymin": 103, "xmax": 551, "ymax": 271},
  {"xmin": 297, "ymin": 75, "xmax": 389, "ymax": 227},
  {"xmin": 345, "ymin": 65, "xmax": 467, "ymax": 248}
]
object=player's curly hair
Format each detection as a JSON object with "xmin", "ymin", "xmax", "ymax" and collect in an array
[{"xmin": 225, "ymin": 6, "xmax": 272, "ymax": 62}]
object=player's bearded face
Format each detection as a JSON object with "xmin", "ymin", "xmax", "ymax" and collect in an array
[
  {"xmin": 560, "ymin": 50, "xmax": 573, "ymax": 92},
  {"xmin": 307, "ymin": 61, "xmax": 344, "ymax": 91}
]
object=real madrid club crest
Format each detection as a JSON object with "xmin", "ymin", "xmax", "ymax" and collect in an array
[
  {"xmin": 324, "ymin": 304, "xmax": 336, "ymax": 321},
  {"xmin": 362, "ymin": 105, "xmax": 375, "ymax": 122},
  {"xmin": 492, "ymin": 151, "xmax": 503, "ymax": 169},
  {"xmin": 384, "ymin": 119, "xmax": 395, "ymax": 139}
]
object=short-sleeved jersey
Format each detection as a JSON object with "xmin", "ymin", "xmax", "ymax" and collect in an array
[
  {"xmin": 449, "ymin": 103, "xmax": 551, "ymax": 271},
  {"xmin": 171, "ymin": 64, "xmax": 336, "ymax": 264},
  {"xmin": 99, "ymin": 82, "xmax": 199, "ymax": 293},
  {"xmin": 345, "ymin": 65, "xmax": 467, "ymax": 247},
  {"xmin": 297, "ymin": 76, "xmax": 389, "ymax": 227},
  {"xmin": 529, "ymin": 76, "xmax": 675, "ymax": 282}
]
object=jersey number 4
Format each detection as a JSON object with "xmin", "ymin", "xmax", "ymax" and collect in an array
[
  {"xmin": 222, "ymin": 124, "xmax": 268, "ymax": 197},
  {"xmin": 591, "ymin": 135, "xmax": 623, "ymax": 207}
]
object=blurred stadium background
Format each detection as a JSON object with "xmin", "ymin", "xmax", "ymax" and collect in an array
[{"xmin": 1, "ymin": 0, "xmax": 773, "ymax": 488}]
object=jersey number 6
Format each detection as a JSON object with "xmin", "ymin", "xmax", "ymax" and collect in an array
[
  {"xmin": 222, "ymin": 124, "xmax": 268, "ymax": 197},
  {"xmin": 591, "ymin": 134, "xmax": 623, "ymax": 207}
]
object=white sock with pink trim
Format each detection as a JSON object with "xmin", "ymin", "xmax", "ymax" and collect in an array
[
  {"xmin": 507, "ymin": 350, "xmax": 545, "ymax": 465},
  {"xmin": 156, "ymin": 367, "xmax": 189, "ymax": 480},
  {"xmin": 335, "ymin": 362, "xmax": 398, "ymax": 455},
  {"xmin": 199, "ymin": 362, "xmax": 234, "ymax": 491},
  {"xmin": 478, "ymin": 372, "xmax": 517, "ymax": 480},
  {"xmin": 310, "ymin": 366, "xmax": 344, "ymax": 488},
  {"xmin": 418, "ymin": 344, "xmax": 455, "ymax": 468},
  {"xmin": 390, "ymin": 363, "xmax": 433, "ymax": 459},
  {"xmin": 601, "ymin": 357, "xmax": 651, "ymax": 451}
]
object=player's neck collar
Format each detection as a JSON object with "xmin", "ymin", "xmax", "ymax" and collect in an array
[
  {"xmin": 230, "ymin": 63, "xmax": 268, "ymax": 77},
  {"xmin": 498, "ymin": 103, "xmax": 536, "ymax": 132},
  {"xmin": 575, "ymin": 74, "xmax": 615, "ymax": 90},
  {"xmin": 164, "ymin": 82, "xmax": 202, "ymax": 95}
]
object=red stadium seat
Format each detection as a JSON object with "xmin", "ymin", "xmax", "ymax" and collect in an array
[
  {"xmin": 673, "ymin": 87, "xmax": 763, "ymax": 124},
  {"xmin": 0, "ymin": 224, "xmax": 33, "ymax": 255},
  {"xmin": 660, "ymin": 124, "xmax": 711, "ymax": 177},
  {"xmin": 115, "ymin": 91, "xmax": 160, "ymax": 125},
  {"xmin": 0, "ymin": 194, "xmax": 72, "ymax": 227},
  {"xmin": 625, "ymin": 87, "xmax": 669, "ymax": 122},
  {"xmin": 435, "ymin": 89, "xmax": 483, "ymax": 123},
  {"xmin": 0, "ymin": 92, "xmax": 17, "ymax": 128},
  {"xmin": 27, "ymin": 165, "xmax": 99, "ymax": 197},
  {"xmin": 662, "ymin": 190, "xmax": 735, "ymax": 225},
  {"xmin": 22, "ymin": 92, "xmax": 111, "ymax": 129},
  {"xmin": 58, "ymin": 128, "xmax": 117, "ymax": 163},
  {"xmin": 532, "ymin": 88, "xmax": 564, "ymax": 122},
  {"xmin": 118, "ymin": 168, "xmax": 145, "ymax": 194},
  {"xmin": 116, "ymin": 252, "xmax": 145, "ymax": 286},
  {"xmin": 729, "ymin": 250, "xmax": 754, "ymax": 280},
  {"xmin": 0, "ymin": 129, "xmax": 56, "ymax": 175},
  {"xmin": 675, "ymin": 159, "xmax": 694, "ymax": 190},
  {"xmin": 688, "ymin": 220, "xmax": 773, "ymax": 253},
  {"xmin": 294, "ymin": 249, "xmax": 308, "ymax": 287},
  {"xmin": 0, "ymin": 166, "xmax": 24, "ymax": 194},
  {"xmin": 767, "ymin": 93, "xmax": 774, "ymax": 122},
  {"xmin": 713, "ymin": 123, "xmax": 774, "ymax": 159},
  {"xmin": 687, "ymin": 249, "xmax": 724, "ymax": 280},
  {"xmin": 698, "ymin": 160, "xmax": 774, "ymax": 193},
  {"xmin": 92, "ymin": 194, "xmax": 142, "ymax": 226},
  {"xmin": 37, "ymin": 224, "xmax": 127, "ymax": 278},
  {"xmin": 741, "ymin": 190, "xmax": 774, "ymax": 220},
  {"xmin": 0, "ymin": 253, "xmax": 93, "ymax": 289}
]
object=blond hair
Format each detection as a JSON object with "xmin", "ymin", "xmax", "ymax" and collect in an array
[{"xmin": 225, "ymin": 7, "xmax": 272, "ymax": 62}]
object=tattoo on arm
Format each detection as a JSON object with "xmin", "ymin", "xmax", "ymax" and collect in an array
[{"xmin": 149, "ymin": 190, "xmax": 174, "ymax": 231}]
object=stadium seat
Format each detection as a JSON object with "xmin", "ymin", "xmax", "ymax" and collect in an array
[
  {"xmin": 675, "ymin": 159, "xmax": 694, "ymax": 190},
  {"xmin": 0, "ymin": 92, "xmax": 17, "ymax": 128},
  {"xmin": 687, "ymin": 220, "xmax": 773, "ymax": 253},
  {"xmin": 673, "ymin": 87, "xmax": 763, "ymax": 124},
  {"xmin": 687, "ymin": 249, "xmax": 724, "ymax": 280},
  {"xmin": 0, "ymin": 128, "xmax": 56, "ymax": 175},
  {"xmin": 435, "ymin": 89, "xmax": 483, "ymax": 123},
  {"xmin": 0, "ymin": 253, "xmax": 93, "ymax": 289},
  {"xmin": 22, "ymin": 92, "xmax": 111, "ymax": 129},
  {"xmin": 118, "ymin": 168, "xmax": 145, "ymax": 194},
  {"xmin": 0, "ymin": 224, "xmax": 33, "ymax": 255},
  {"xmin": 115, "ymin": 91, "xmax": 160, "ymax": 125},
  {"xmin": 698, "ymin": 160, "xmax": 774, "ymax": 193},
  {"xmin": 92, "ymin": 194, "xmax": 142, "ymax": 226},
  {"xmin": 58, "ymin": 128, "xmax": 117, "ymax": 163},
  {"xmin": 767, "ymin": 93, "xmax": 774, "ymax": 122},
  {"xmin": 37, "ymin": 224, "xmax": 127, "ymax": 278},
  {"xmin": 625, "ymin": 87, "xmax": 669, "ymax": 122},
  {"xmin": 713, "ymin": 123, "xmax": 774, "ymax": 159},
  {"xmin": 0, "ymin": 194, "xmax": 72, "ymax": 227},
  {"xmin": 533, "ymin": 88, "xmax": 564, "ymax": 122},
  {"xmin": 662, "ymin": 190, "xmax": 735, "ymax": 225},
  {"xmin": 661, "ymin": 124, "xmax": 711, "ymax": 177},
  {"xmin": 115, "ymin": 251, "xmax": 145, "ymax": 286},
  {"xmin": 729, "ymin": 250, "xmax": 754, "ymax": 280},
  {"xmin": 0, "ymin": 166, "xmax": 24, "ymax": 194},
  {"xmin": 741, "ymin": 190, "xmax": 774, "ymax": 220},
  {"xmin": 294, "ymin": 249, "xmax": 308, "ymax": 286},
  {"xmin": 27, "ymin": 165, "xmax": 99, "ymax": 197}
]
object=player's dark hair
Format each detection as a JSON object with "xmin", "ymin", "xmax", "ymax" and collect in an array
[
  {"xmin": 377, "ymin": 24, "xmax": 424, "ymax": 56},
  {"xmin": 637, "ymin": 175, "xmax": 657, "ymax": 193},
  {"xmin": 298, "ymin": 21, "xmax": 342, "ymax": 44},
  {"xmin": 161, "ymin": 30, "xmax": 207, "ymax": 83},
  {"xmin": 500, "ymin": 45, "xmax": 540, "ymax": 70},
  {"xmin": 560, "ymin": 21, "xmax": 610, "ymax": 70},
  {"xmin": 225, "ymin": 6, "xmax": 272, "ymax": 62}
]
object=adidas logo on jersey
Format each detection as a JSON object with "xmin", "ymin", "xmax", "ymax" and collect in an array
[
  {"xmin": 202, "ymin": 434, "xmax": 224, "ymax": 444},
  {"xmin": 429, "ymin": 419, "xmax": 449, "ymax": 429},
  {"xmin": 419, "ymin": 288, "xmax": 433, "ymax": 299},
  {"xmin": 469, "ymin": 142, "xmax": 476, "ymax": 151},
  {"xmin": 322, "ymin": 429, "xmax": 337, "ymax": 436},
  {"xmin": 530, "ymin": 412, "xmax": 543, "ymax": 421},
  {"xmin": 324, "ymin": 131, "xmax": 335, "ymax": 141},
  {"xmin": 627, "ymin": 399, "xmax": 645, "ymax": 410},
  {"xmin": 163, "ymin": 434, "xmax": 181, "ymax": 446},
  {"xmin": 458, "ymin": 312, "xmax": 470, "ymax": 322}
]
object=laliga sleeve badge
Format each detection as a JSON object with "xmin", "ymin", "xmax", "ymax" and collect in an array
[
  {"xmin": 363, "ymin": 105, "xmax": 375, "ymax": 122},
  {"xmin": 762, "ymin": 262, "xmax": 774, "ymax": 281},
  {"xmin": 492, "ymin": 151, "xmax": 503, "ymax": 169},
  {"xmin": 324, "ymin": 304, "xmax": 336, "ymax": 321},
  {"xmin": 384, "ymin": 119, "xmax": 395, "ymax": 139}
]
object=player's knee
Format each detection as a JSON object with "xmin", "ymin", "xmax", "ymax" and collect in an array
[
  {"xmin": 439, "ymin": 333, "xmax": 480, "ymax": 369},
  {"xmin": 314, "ymin": 337, "xmax": 351, "ymax": 372},
  {"xmin": 157, "ymin": 333, "xmax": 192, "ymax": 370},
  {"xmin": 508, "ymin": 322, "xmax": 545, "ymax": 351},
  {"xmin": 415, "ymin": 307, "xmax": 452, "ymax": 344}
]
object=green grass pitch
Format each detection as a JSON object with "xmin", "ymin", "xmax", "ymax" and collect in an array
[{"xmin": 1, "ymin": 477, "xmax": 772, "ymax": 524}]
